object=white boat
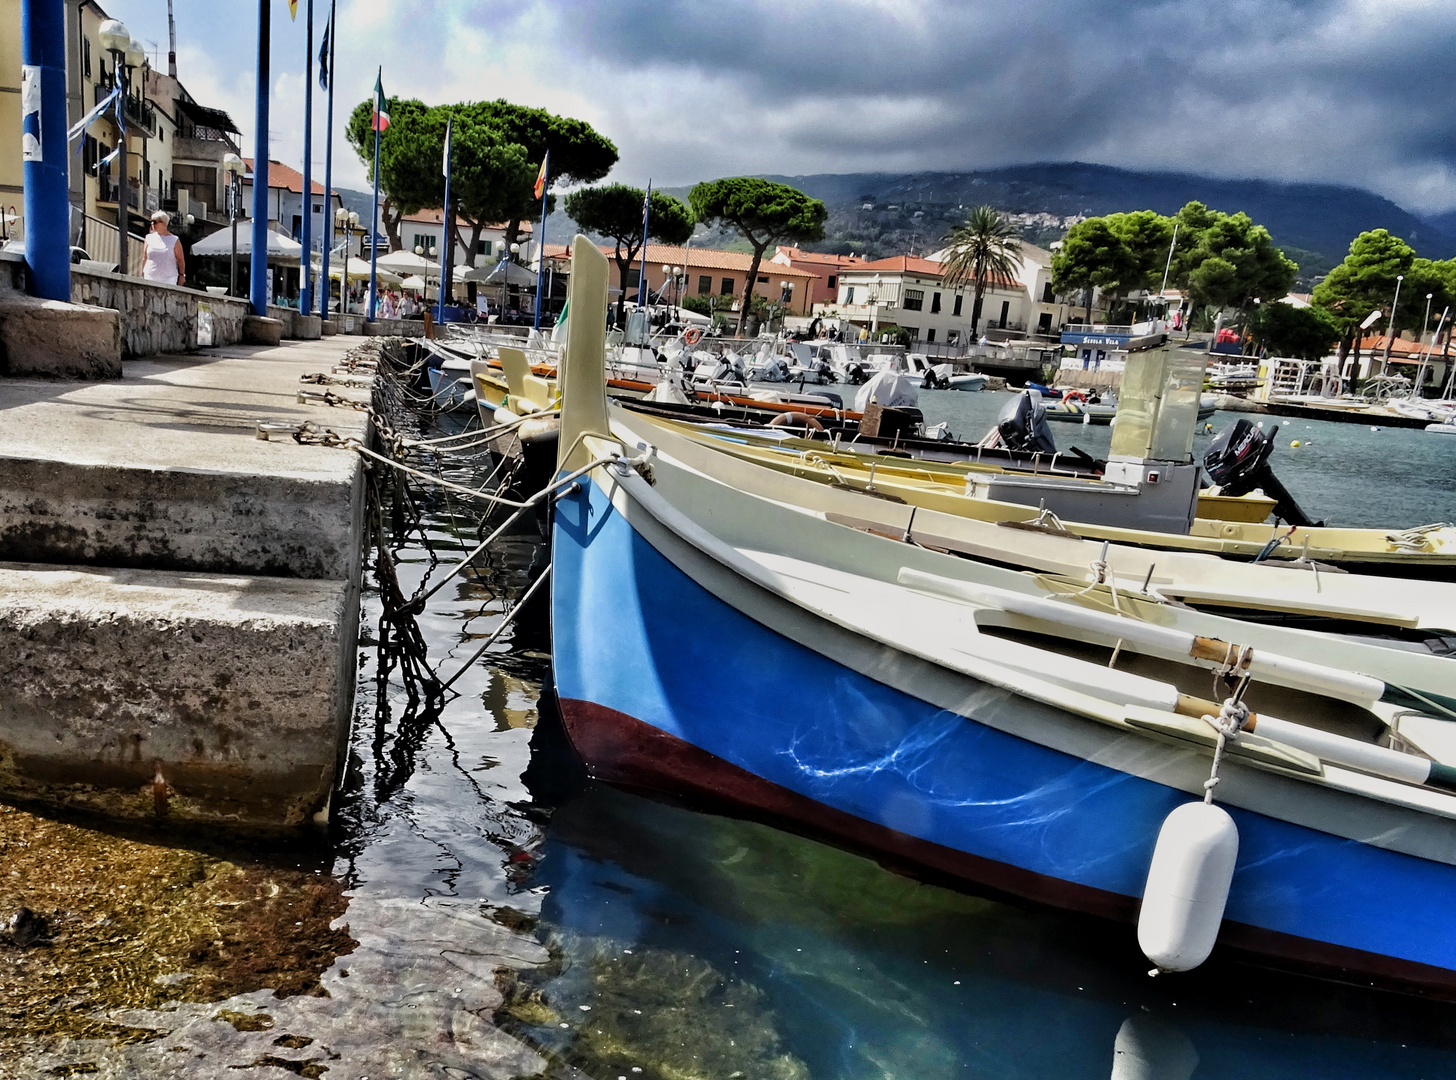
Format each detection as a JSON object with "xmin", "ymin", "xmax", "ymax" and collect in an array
[
  {"xmin": 548, "ymin": 234, "xmax": 1456, "ymax": 996},
  {"xmin": 948, "ymin": 372, "xmax": 989, "ymax": 392},
  {"xmin": 1427, "ymin": 418, "xmax": 1456, "ymax": 435}
]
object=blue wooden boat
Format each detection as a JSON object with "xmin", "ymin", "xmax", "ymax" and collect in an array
[{"xmin": 548, "ymin": 237, "xmax": 1456, "ymax": 995}]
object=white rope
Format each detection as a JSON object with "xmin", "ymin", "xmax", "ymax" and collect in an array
[{"xmin": 1202, "ymin": 690, "xmax": 1252, "ymax": 804}]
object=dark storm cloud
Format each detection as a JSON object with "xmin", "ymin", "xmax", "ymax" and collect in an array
[{"xmin": 527, "ymin": 0, "xmax": 1456, "ymax": 209}]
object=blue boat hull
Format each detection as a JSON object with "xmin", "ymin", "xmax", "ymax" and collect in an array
[{"xmin": 550, "ymin": 475, "xmax": 1456, "ymax": 993}]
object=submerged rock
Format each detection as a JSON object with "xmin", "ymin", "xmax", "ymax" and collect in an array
[{"xmin": 3, "ymin": 907, "xmax": 50, "ymax": 947}]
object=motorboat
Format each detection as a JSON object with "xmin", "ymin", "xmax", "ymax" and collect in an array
[
  {"xmin": 549, "ymin": 236, "xmax": 1456, "ymax": 997},
  {"xmin": 1044, "ymin": 389, "xmax": 1117, "ymax": 425},
  {"xmin": 631, "ymin": 348, "xmax": 1456, "ymax": 578}
]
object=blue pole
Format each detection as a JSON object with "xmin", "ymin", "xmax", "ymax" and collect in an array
[
  {"xmin": 437, "ymin": 121, "xmax": 452, "ymax": 325},
  {"xmin": 638, "ymin": 179, "xmax": 651, "ymax": 310},
  {"xmin": 20, "ymin": 0, "xmax": 70, "ymax": 301},
  {"xmin": 367, "ymin": 68, "xmax": 380, "ymax": 322},
  {"xmin": 533, "ymin": 150, "xmax": 549, "ymax": 330},
  {"xmin": 299, "ymin": 0, "xmax": 314, "ymax": 316},
  {"xmin": 249, "ymin": 0, "xmax": 270, "ymax": 317},
  {"xmin": 318, "ymin": 0, "xmax": 335, "ymax": 318}
]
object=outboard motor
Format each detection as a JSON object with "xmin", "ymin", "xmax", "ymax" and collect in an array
[
  {"xmin": 996, "ymin": 390, "xmax": 1058, "ymax": 455},
  {"xmin": 1203, "ymin": 419, "xmax": 1318, "ymax": 527}
]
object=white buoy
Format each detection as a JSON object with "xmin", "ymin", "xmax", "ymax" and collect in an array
[
  {"xmin": 1110, "ymin": 1016, "xmax": 1200, "ymax": 1080},
  {"xmin": 1137, "ymin": 801, "xmax": 1239, "ymax": 973}
]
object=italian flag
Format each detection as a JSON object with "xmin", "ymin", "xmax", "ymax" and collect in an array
[{"xmin": 371, "ymin": 69, "xmax": 390, "ymax": 132}]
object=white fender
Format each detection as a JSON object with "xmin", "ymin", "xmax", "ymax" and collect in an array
[{"xmin": 1137, "ymin": 801, "xmax": 1239, "ymax": 972}]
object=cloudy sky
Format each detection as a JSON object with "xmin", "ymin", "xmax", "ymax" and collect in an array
[{"xmin": 101, "ymin": 0, "xmax": 1456, "ymax": 213}]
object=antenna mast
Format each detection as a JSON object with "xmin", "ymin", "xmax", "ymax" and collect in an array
[{"xmin": 167, "ymin": 0, "xmax": 177, "ymax": 77}]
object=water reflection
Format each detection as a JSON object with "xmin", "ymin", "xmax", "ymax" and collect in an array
[{"xmin": 515, "ymin": 751, "xmax": 1456, "ymax": 1080}]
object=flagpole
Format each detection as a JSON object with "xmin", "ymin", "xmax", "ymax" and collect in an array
[
  {"xmin": 299, "ymin": 0, "xmax": 314, "ymax": 317},
  {"xmin": 533, "ymin": 150, "xmax": 549, "ymax": 330},
  {"xmin": 367, "ymin": 67, "xmax": 381, "ymax": 322},
  {"xmin": 318, "ymin": 0, "xmax": 334, "ymax": 318},
  {"xmin": 249, "ymin": 0, "xmax": 270, "ymax": 317},
  {"xmin": 639, "ymin": 179, "xmax": 651, "ymax": 311},
  {"xmin": 437, "ymin": 118, "xmax": 452, "ymax": 325}
]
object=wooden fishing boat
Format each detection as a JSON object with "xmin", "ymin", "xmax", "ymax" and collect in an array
[
  {"xmin": 639, "ymin": 406, "xmax": 1456, "ymax": 578},
  {"xmin": 550, "ymin": 236, "xmax": 1456, "ymax": 995}
]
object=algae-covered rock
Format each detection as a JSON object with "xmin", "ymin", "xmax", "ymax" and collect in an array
[{"xmin": 497, "ymin": 932, "xmax": 808, "ymax": 1080}]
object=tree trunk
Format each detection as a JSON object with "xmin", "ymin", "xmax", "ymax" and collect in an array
[
  {"xmin": 737, "ymin": 243, "xmax": 768, "ymax": 338},
  {"xmin": 971, "ymin": 283, "xmax": 985, "ymax": 334},
  {"xmin": 381, "ymin": 198, "xmax": 402, "ymax": 253},
  {"xmin": 505, "ymin": 218, "xmax": 521, "ymax": 256}
]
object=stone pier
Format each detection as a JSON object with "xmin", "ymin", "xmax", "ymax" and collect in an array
[{"xmin": 0, "ymin": 337, "xmax": 373, "ymax": 830}]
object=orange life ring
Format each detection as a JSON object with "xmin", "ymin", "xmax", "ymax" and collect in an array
[
  {"xmin": 683, "ymin": 327, "xmax": 702, "ymax": 346},
  {"xmin": 768, "ymin": 411, "xmax": 825, "ymax": 432},
  {"xmin": 1061, "ymin": 389, "xmax": 1088, "ymax": 403}
]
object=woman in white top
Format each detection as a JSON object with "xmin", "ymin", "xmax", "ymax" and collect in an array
[{"xmin": 141, "ymin": 211, "xmax": 185, "ymax": 285}]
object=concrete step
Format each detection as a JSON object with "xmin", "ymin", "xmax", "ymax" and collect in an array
[
  {"xmin": 0, "ymin": 340, "xmax": 372, "ymax": 578},
  {"xmin": 0, "ymin": 561, "xmax": 357, "ymax": 830}
]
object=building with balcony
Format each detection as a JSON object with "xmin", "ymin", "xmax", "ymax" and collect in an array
[
  {"xmin": 824, "ymin": 245, "xmax": 1071, "ymax": 345},
  {"xmin": 147, "ymin": 67, "xmax": 241, "ymax": 226},
  {"xmin": 0, "ymin": 0, "xmax": 237, "ymax": 263},
  {"xmin": 239, "ymin": 159, "xmax": 344, "ymax": 257},
  {"xmin": 396, "ymin": 208, "xmax": 531, "ymax": 270}
]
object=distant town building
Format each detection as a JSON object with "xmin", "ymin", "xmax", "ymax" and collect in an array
[
  {"xmin": 769, "ymin": 245, "xmax": 870, "ymax": 309},
  {"xmin": 538, "ymin": 242, "xmax": 817, "ymax": 316},
  {"xmin": 240, "ymin": 159, "xmax": 345, "ymax": 254},
  {"xmin": 396, "ymin": 208, "xmax": 531, "ymax": 268},
  {"xmin": 823, "ymin": 244, "xmax": 1069, "ymax": 344}
]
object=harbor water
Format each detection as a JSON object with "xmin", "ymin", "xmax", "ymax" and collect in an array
[{"xmin": 3, "ymin": 395, "xmax": 1456, "ymax": 1077}]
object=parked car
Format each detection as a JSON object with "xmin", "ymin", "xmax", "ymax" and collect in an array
[{"xmin": 1, "ymin": 239, "xmax": 94, "ymax": 264}]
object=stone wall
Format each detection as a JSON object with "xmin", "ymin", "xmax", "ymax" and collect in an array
[{"xmin": 70, "ymin": 269, "xmax": 251, "ymax": 358}]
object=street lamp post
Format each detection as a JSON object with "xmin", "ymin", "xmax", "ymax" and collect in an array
[
  {"xmin": 1382, "ymin": 273, "xmax": 1404, "ymax": 375},
  {"xmin": 222, "ymin": 152, "xmax": 243, "ymax": 297},
  {"xmin": 97, "ymin": 20, "xmax": 134, "ymax": 275},
  {"xmin": 869, "ymin": 274, "xmax": 882, "ymax": 336},
  {"xmin": 336, "ymin": 207, "xmax": 357, "ymax": 313},
  {"xmin": 1423, "ymin": 292, "xmax": 1434, "ymax": 345}
]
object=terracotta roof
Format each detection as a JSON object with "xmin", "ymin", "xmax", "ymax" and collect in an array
[
  {"xmin": 851, "ymin": 255, "xmax": 952, "ymax": 276},
  {"xmin": 540, "ymin": 242, "xmax": 815, "ymax": 279},
  {"xmin": 242, "ymin": 158, "xmax": 334, "ymax": 197},
  {"xmin": 1357, "ymin": 334, "xmax": 1428, "ymax": 358},
  {"xmin": 840, "ymin": 254, "xmax": 1024, "ymax": 290},
  {"xmin": 398, "ymin": 208, "xmax": 529, "ymax": 232},
  {"xmin": 773, "ymin": 246, "xmax": 870, "ymax": 270}
]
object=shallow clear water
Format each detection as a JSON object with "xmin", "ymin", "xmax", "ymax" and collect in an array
[{"xmin": 8, "ymin": 399, "xmax": 1456, "ymax": 1078}]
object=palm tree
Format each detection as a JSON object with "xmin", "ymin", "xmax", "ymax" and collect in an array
[{"xmin": 939, "ymin": 206, "xmax": 1022, "ymax": 334}]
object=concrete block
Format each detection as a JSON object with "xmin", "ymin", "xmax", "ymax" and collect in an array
[
  {"xmin": 0, "ymin": 457, "xmax": 365, "ymax": 579},
  {"xmin": 320, "ymin": 318, "xmax": 338, "ymax": 336},
  {"xmin": 243, "ymin": 315, "xmax": 283, "ymax": 346},
  {"xmin": 0, "ymin": 295, "xmax": 122, "ymax": 379},
  {"xmin": 293, "ymin": 314, "xmax": 323, "ymax": 341},
  {"xmin": 0, "ymin": 562, "xmax": 356, "ymax": 830},
  {"xmin": 0, "ymin": 345, "xmax": 370, "ymax": 579}
]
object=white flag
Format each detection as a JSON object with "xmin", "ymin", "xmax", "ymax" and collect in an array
[{"xmin": 442, "ymin": 118, "xmax": 452, "ymax": 178}]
